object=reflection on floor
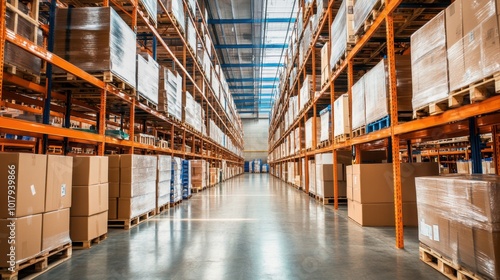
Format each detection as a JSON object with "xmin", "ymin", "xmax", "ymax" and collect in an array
[{"xmin": 37, "ymin": 173, "xmax": 445, "ymax": 280}]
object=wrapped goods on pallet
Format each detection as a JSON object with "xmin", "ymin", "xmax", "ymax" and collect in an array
[
  {"xmin": 191, "ymin": 160, "xmax": 206, "ymax": 189},
  {"xmin": 161, "ymin": 0, "xmax": 185, "ymax": 33},
  {"xmin": 157, "ymin": 155, "xmax": 172, "ymax": 209},
  {"xmin": 447, "ymin": 1, "xmax": 500, "ymax": 91},
  {"xmin": 316, "ymin": 0, "xmax": 329, "ymax": 14},
  {"xmin": 137, "ymin": 53, "xmax": 159, "ymax": 105},
  {"xmin": 319, "ymin": 106, "xmax": 331, "ymax": 142},
  {"xmin": 299, "ymin": 75, "xmax": 312, "ymax": 111},
  {"xmin": 184, "ymin": 91, "xmax": 203, "ymax": 132},
  {"xmin": 54, "ymin": 7, "xmax": 136, "ymax": 89},
  {"xmin": 351, "ymin": 76, "xmax": 366, "ymax": 130},
  {"xmin": 181, "ymin": 160, "xmax": 191, "ymax": 199},
  {"xmin": 309, "ymin": 160, "xmax": 316, "ymax": 194},
  {"xmin": 171, "ymin": 157, "xmax": 182, "ymax": 203},
  {"xmin": 187, "ymin": 0, "xmax": 196, "ymax": 15},
  {"xmin": 456, "ymin": 160, "xmax": 472, "ymax": 174},
  {"xmin": 364, "ymin": 60, "xmax": 388, "ymax": 124},
  {"xmin": 330, "ymin": 0, "xmax": 355, "ymax": 69},
  {"xmin": 140, "ymin": 0, "xmax": 157, "ymax": 24},
  {"xmin": 346, "ymin": 163, "xmax": 438, "ymax": 226},
  {"xmin": 159, "ymin": 68, "xmax": 183, "ymax": 120},
  {"xmin": 416, "ymin": 175, "xmax": 500, "ymax": 279},
  {"xmin": 411, "ymin": 11, "xmax": 448, "ymax": 110},
  {"xmin": 353, "ymin": 0, "xmax": 381, "ymax": 34},
  {"xmin": 117, "ymin": 155, "xmax": 157, "ymax": 219},
  {"xmin": 209, "ymin": 168, "xmax": 219, "ymax": 185},
  {"xmin": 305, "ymin": 117, "xmax": 321, "ymax": 149},
  {"xmin": 333, "ymin": 94, "xmax": 350, "ymax": 138},
  {"xmin": 5, "ymin": 7, "xmax": 43, "ymax": 76},
  {"xmin": 187, "ymin": 18, "xmax": 197, "ymax": 52},
  {"xmin": 321, "ymin": 42, "xmax": 330, "ymax": 86}
]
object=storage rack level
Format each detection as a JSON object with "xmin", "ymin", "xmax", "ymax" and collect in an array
[{"xmin": 267, "ymin": 0, "xmax": 500, "ymax": 249}]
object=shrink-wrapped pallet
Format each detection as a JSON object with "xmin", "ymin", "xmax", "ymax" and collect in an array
[
  {"xmin": 353, "ymin": 0, "xmax": 380, "ymax": 34},
  {"xmin": 411, "ymin": 11, "xmax": 448, "ymax": 110},
  {"xmin": 299, "ymin": 75, "xmax": 312, "ymax": 111},
  {"xmin": 416, "ymin": 175, "xmax": 500, "ymax": 279},
  {"xmin": 54, "ymin": 7, "xmax": 136, "ymax": 89},
  {"xmin": 187, "ymin": 18, "xmax": 197, "ymax": 52},
  {"xmin": 140, "ymin": 0, "xmax": 157, "ymax": 24},
  {"xmin": 321, "ymin": 42, "xmax": 330, "ymax": 86},
  {"xmin": 319, "ymin": 107, "xmax": 331, "ymax": 142},
  {"xmin": 137, "ymin": 53, "xmax": 159, "ymax": 105},
  {"xmin": 330, "ymin": 0, "xmax": 355, "ymax": 68},
  {"xmin": 161, "ymin": 0, "xmax": 185, "ymax": 33},
  {"xmin": 364, "ymin": 60, "xmax": 388, "ymax": 124},
  {"xmin": 157, "ymin": 155, "xmax": 172, "ymax": 208},
  {"xmin": 351, "ymin": 77, "xmax": 366, "ymax": 130},
  {"xmin": 333, "ymin": 94, "xmax": 350, "ymax": 137},
  {"xmin": 305, "ymin": 117, "xmax": 321, "ymax": 149}
]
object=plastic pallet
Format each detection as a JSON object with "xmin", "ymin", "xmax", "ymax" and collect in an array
[{"xmin": 366, "ymin": 115, "xmax": 390, "ymax": 133}]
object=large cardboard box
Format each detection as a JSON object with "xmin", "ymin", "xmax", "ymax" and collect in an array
[
  {"xmin": 446, "ymin": 0, "xmax": 463, "ymax": 47},
  {"xmin": 118, "ymin": 192, "xmax": 156, "ymax": 219},
  {"xmin": 73, "ymin": 156, "xmax": 108, "ymax": 186},
  {"xmin": 348, "ymin": 200, "xmax": 418, "ymax": 226},
  {"xmin": 0, "ymin": 214, "xmax": 42, "ymax": 266},
  {"xmin": 417, "ymin": 206, "xmax": 452, "ymax": 257},
  {"xmin": 119, "ymin": 181, "xmax": 156, "ymax": 198},
  {"xmin": 463, "ymin": 26, "xmax": 482, "ymax": 85},
  {"xmin": 319, "ymin": 181, "xmax": 347, "ymax": 198},
  {"xmin": 70, "ymin": 211, "xmax": 108, "ymax": 242},
  {"xmin": 109, "ymin": 182, "xmax": 120, "ymax": 198},
  {"xmin": 481, "ymin": 15, "xmax": 500, "ymax": 77},
  {"xmin": 45, "ymin": 155, "xmax": 72, "ymax": 212},
  {"xmin": 316, "ymin": 164, "xmax": 344, "ymax": 181},
  {"xmin": 462, "ymin": 0, "xmax": 496, "ymax": 34},
  {"xmin": 0, "ymin": 153, "xmax": 47, "ymax": 218},
  {"xmin": 71, "ymin": 183, "xmax": 109, "ymax": 217},
  {"xmin": 42, "ymin": 208, "xmax": 70, "ymax": 251},
  {"xmin": 108, "ymin": 198, "xmax": 118, "ymax": 220}
]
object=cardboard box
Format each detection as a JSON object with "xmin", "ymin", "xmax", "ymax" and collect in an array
[
  {"xmin": 42, "ymin": 208, "xmax": 70, "ymax": 251},
  {"xmin": 109, "ymin": 167, "xmax": 120, "ymax": 183},
  {"xmin": 0, "ymin": 153, "xmax": 46, "ymax": 218},
  {"xmin": 118, "ymin": 192, "xmax": 156, "ymax": 219},
  {"xmin": 473, "ymin": 227, "xmax": 500, "ymax": 279},
  {"xmin": 481, "ymin": 15, "xmax": 500, "ymax": 77},
  {"xmin": 45, "ymin": 155, "xmax": 72, "ymax": 212},
  {"xmin": 316, "ymin": 164, "xmax": 344, "ymax": 181},
  {"xmin": 120, "ymin": 166, "xmax": 157, "ymax": 184},
  {"xmin": 446, "ymin": 0, "xmax": 463, "ymax": 47},
  {"xmin": 346, "ymin": 165, "xmax": 353, "ymax": 200},
  {"xmin": 464, "ymin": 27, "xmax": 482, "ymax": 85},
  {"xmin": 119, "ymin": 181, "xmax": 156, "ymax": 198},
  {"xmin": 348, "ymin": 200, "xmax": 418, "ymax": 226},
  {"xmin": 318, "ymin": 181, "xmax": 347, "ymax": 198},
  {"xmin": 417, "ymin": 206, "xmax": 452, "ymax": 257},
  {"xmin": 71, "ymin": 183, "xmax": 109, "ymax": 217},
  {"xmin": 108, "ymin": 155, "xmax": 120, "ymax": 168},
  {"xmin": 462, "ymin": 0, "xmax": 496, "ymax": 34},
  {"xmin": 70, "ymin": 211, "xmax": 108, "ymax": 242},
  {"xmin": 73, "ymin": 156, "xmax": 108, "ymax": 186},
  {"xmin": 0, "ymin": 214, "xmax": 42, "ymax": 266},
  {"xmin": 108, "ymin": 198, "xmax": 117, "ymax": 220},
  {"xmin": 109, "ymin": 182, "xmax": 120, "ymax": 198}
]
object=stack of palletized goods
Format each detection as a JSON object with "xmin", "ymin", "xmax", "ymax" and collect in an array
[
  {"xmin": 186, "ymin": 18, "xmax": 197, "ymax": 53},
  {"xmin": 54, "ymin": 7, "xmax": 136, "ymax": 89},
  {"xmin": 209, "ymin": 167, "xmax": 219, "ymax": 186},
  {"xmin": 321, "ymin": 42, "xmax": 330, "ymax": 86},
  {"xmin": 416, "ymin": 175, "xmax": 500, "ymax": 279},
  {"xmin": 184, "ymin": 91, "xmax": 203, "ymax": 133},
  {"xmin": 139, "ymin": 0, "xmax": 156, "ymax": 24},
  {"xmin": 157, "ymin": 155, "xmax": 172, "ymax": 212},
  {"xmin": 353, "ymin": 0, "xmax": 381, "ymax": 34},
  {"xmin": 71, "ymin": 156, "xmax": 108, "ymax": 244},
  {"xmin": 333, "ymin": 94, "xmax": 349, "ymax": 140},
  {"xmin": 330, "ymin": 0, "xmax": 355, "ymax": 69},
  {"xmin": 161, "ymin": 0, "xmax": 185, "ymax": 33},
  {"xmin": 314, "ymin": 153, "xmax": 347, "ymax": 201},
  {"xmin": 190, "ymin": 160, "xmax": 206, "ymax": 191},
  {"xmin": 319, "ymin": 105, "xmax": 331, "ymax": 143},
  {"xmin": 305, "ymin": 117, "xmax": 321, "ymax": 149},
  {"xmin": 159, "ymin": 67, "xmax": 183, "ymax": 120},
  {"xmin": 171, "ymin": 157, "xmax": 183, "ymax": 203},
  {"xmin": 137, "ymin": 53, "xmax": 159, "ymax": 105},
  {"xmin": 181, "ymin": 160, "xmax": 191, "ymax": 199}
]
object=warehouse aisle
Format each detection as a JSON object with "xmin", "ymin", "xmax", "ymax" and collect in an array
[{"xmin": 37, "ymin": 173, "xmax": 444, "ymax": 280}]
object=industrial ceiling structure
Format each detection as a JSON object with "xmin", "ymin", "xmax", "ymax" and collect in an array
[{"xmin": 205, "ymin": 0, "xmax": 297, "ymax": 118}]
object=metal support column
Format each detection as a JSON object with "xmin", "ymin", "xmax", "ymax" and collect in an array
[
  {"xmin": 129, "ymin": 100, "xmax": 135, "ymax": 154},
  {"xmin": 42, "ymin": 0, "xmax": 57, "ymax": 153},
  {"xmin": 407, "ymin": 140, "xmax": 412, "ymax": 163},
  {"xmin": 469, "ymin": 117, "xmax": 482, "ymax": 174},
  {"xmin": 494, "ymin": 125, "xmax": 500, "ymax": 175},
  {"xmin": 386, "ymin": 13, "xmax": 404, "ymax": 249},
  {"xmin": 0, "ymin": 0, "xmax": 6, "ymax": 100},
  {"xmin": 98, "ymin": 89, "xmax": 107, "ymax": 156},
  {"xmin": 62, "ymin": 90, "xmax": 72, "ymax": 154}
]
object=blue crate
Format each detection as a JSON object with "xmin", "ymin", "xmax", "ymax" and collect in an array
[
  {"xmin": 319, "ymin": 105, "xmax": 331, "ymax": 116},
  {"xmin": 366, "ymin": 115, "xmax": 390, "ymax": 133}
]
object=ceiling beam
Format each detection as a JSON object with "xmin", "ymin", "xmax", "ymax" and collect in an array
[
  {"xmin": 207, "ymin": 18, "xmax": 296, "ymax": 24},
  {"xmin": 227, "ymin": 77, "xmax": 279, "ymax": 83},
  {"xmin": 221, "ymin": 63, "xmax": 283, "ymax": 68},
  {"xmin": 214, "ymin": 43, "xmax": 288, "ymax": 49}
]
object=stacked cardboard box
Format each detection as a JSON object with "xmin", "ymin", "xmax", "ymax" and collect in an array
[
  {"xmin": 71, "ymin": 156, "xmax": 108, "ymax": 243},
  {"xmin": 161, "ymin": 0, "xmax": 185, "ymax": 33},
  {"xmin": 186, "ymin": 18, "xmax": 197, "ymax": 53},
  {"xmin": 54, "ymin": 7, "xmax": 136, "ymax": 89},
  {"xmin": 319, "ymin": 106, "xmax": 331, "ymax": 142},
  {"xmin": 346, "ymin": 163, "xmax": 439, "ymax": 226},
  {"xmin": 411, "ymin": 11, "xmax": 449, "ymax": 110},
  {"xmin": 305, "ymin": 117, "xmax": 321, "ymax": 149},
  {"xmin": 157, "ymin": 155, "xmax": 172, "ymax": 210},
  {"xmin": 308, "ymin": 160, "xmax": 316, "ymax": 194},
  {"xmin": 351, "ymin": 76, "xmax": 366, "ymax": 130},
  {"xmin": 333, "ymin": 94, "xmax": 350, "ymax": 138},
  {"xmin": 209, "ymin": 167, "xmax": 219, "ymax": 186},
  {"xmin": 416, "ymin": 175, "xmax": 500, "ymax": 279},
  {"xmin": 158, "ymin": 67, "xmax": 183, "ymax": 120},
  {"xmin": 321, "ymin": 42, "xmax": 330, "ymax": 86},
  {"xmin": 330, "ymin": 0, "xmax": 355, "ymax": 68},
  {"xmin": 0, "ymin": 153, "xmax": 46, "ymax": 267},
  {"xmin": 353, "ymin": 0, "xmax": 380, "ymax": 34},
  {"xmin": 137, "ymin": 53, "xmax": 159, "ymax": 105},
  {"xmin": 171, "ymin": 157, "xmax": 182, "ymax": 203},
  {"xmin": 314, "ymin": 153, "xmax": 347, "ymax": 199}
]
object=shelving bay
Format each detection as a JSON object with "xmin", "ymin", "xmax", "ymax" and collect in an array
[
  {"xmin": 268, "ymin": 0, "xmax": 500, "ymax": 249},
  {"xmin": 0, "ymin": 0, "xmax": 245, "ymax": 169}
]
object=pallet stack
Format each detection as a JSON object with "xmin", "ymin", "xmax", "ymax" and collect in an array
[
  {"xmin": 157, "ymin": 155, "xmax": 172, "ymax": 213},
  {"xmin": 190, "ymin": 160, "xmax": 207, "ymax": 192},
  {"xmin": 333, "ymin": 94, "xmax": 349, "ymax": 142},
  {"xmin": 136, "ymin": 53, "xmax": 160, "ymax": 106},
  {"xmin": 330, "ymin": 0, "xmax": 355, "ymax": 69},
  {"xmin": 71, "ymin": 156, "xmax": 109, "ymax": 248},
  {"xmin": 314, "ymin": 153, "xmax": 347, "ymax": 202},
  {"xmin": 171, "ymin": 157, "xmax": 183, "ymax": 204},
  {"xmin": 181, "ymin": 160, "xmax": 191, "ymax": 199}
]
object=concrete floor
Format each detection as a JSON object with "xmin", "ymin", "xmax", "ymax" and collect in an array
[{"xmin": 37, "ymin": 173, "xmax": 445, "ymax": 280}]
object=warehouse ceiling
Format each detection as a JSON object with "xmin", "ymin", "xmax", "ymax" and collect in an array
[{"xmin": 204, "ymin": 0, "xmax": 298, "ymax": 118}]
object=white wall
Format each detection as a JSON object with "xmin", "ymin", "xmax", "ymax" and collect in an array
[{"xmin": 242, "ymin": 118, "xmax": 269, "ymax": 163}]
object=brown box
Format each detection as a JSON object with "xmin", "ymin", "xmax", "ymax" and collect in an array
[
  {"xmin": 118, "ymin": 192, "xmax": 155, "ymax": 219},
  {"xmin": 462, "ymin": 0, "xmax": 496, "ymax": 34},
  {"xmin": 42, "ymin": 208, "xmax": 70, "ymax": 251},
  {"xmin": 446, "ymin": 0, "xmax": 463, "ymax": 47},
  {"xmin": 70, "ymin": 211, "xmax": 108, "ymax": 242},
  {"xmin": 71, "ymin": 183, "xmax": 109, "ymax": 217},
  {"xmin": 108, "ymin": 155, "xmax": 120, "ymax": 168},
  {"xmin": 316, "ymin": 164, "xmax": 344, "ymax": 181},
  {"xmin": 73, "ymin": 156, "xmax": 108, "ymax": 186},
  {"xmin": 481, "ymin": 15, "xmax": 500, "ymax": 77},
  {"xmin": 120, "ymin": 181, "xmax": 156, "ymax": 198},
  {"xmin": 348, "ymin": 200, "xmax": 418, "ymax": 226},
  {"xmin": 108, "ymin": 198, "xmax": 118, "ymax": 220},
  {"xmin": 464, "ymin": 26, "xmax": 482, "ymax": 84},
  {"xmin": 45, "ymin": 155, "xmax": 73, "ymax": 212},
  {"xmin": 417, "ymin": 206, "xmax": 452, "ymax": 257},
  {"xmin": 108, "ymin": 167, "xmax": 120, "ymax": 183},
  {"xmin": 109, "ymin": 182, "xmax": 120, "ymax": 198},
  {"xmin": 320, "ymin": 181, "xmax": 347, "ymax": 198},
  {"xmin": 473, "ymin": 227, "xmax": 500, "ymax": 279},
  {"xmin": 0, "ymin": 153, "xmax": 47, "ymax": 218},
  {"xmin": 0, "ymin": 214, "xmax": 42, "ymax": 267}
]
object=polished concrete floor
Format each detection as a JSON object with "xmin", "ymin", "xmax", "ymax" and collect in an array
[{"xmin": 37, "ymin": 173, "xmax": 445, "ymax": 280}]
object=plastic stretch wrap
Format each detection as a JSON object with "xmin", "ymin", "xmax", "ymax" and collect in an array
[
  {"xmin": 330, "ymin": 0, "xmax": 355, "ymax": 68},
  {"xmin": 159, "ymin": 68, "xmax": 182, "ymax": 120},
  {"xmin": 353, "ymin": 0, "xmax": 379, "ymax": 34},
  {"xmin": 163, "ymin": 0, "xmax": 185, "ymax": 33},
  {"xmin": 120, "ymin": 155, "xmax": 157, "ymax": 169},
  {"xmin": 5, "ymin": 8, "xmax": 42, "ymax": 75},
  {"xmin": 333, "ymin": 94, "xmax": 350, "ymax": 137},
  {"xmin": 395, "ymin": 56, "xmax": 413, "ymax": 112},
  {"xmin": 321, "ymin": 42, "xmax": 330, "ymax": 85},
  {"xmin": 54, "ymin": 7, "xmax": 136, "ymax": 89},
  {"xmin": 319, "ymin": 108, "xmax": 330, "ymax": 142},
  {"xmin": 351, "ymin": 76, "xmax": 366, "ymax": 129},
  {"xmin": 309, "ymin": 161, "xmax": 316, "ymax": 195},
  {"xmin": 187, "ymin": 18, "xmax": 197, "ymax": 52},
  {"xmin": 416, "ymin": 175, "xmax": 500, "ymax": 279},
  {"xmin": 364, "ymin": 59, "xmax": 388, "ymax": 124},
  {"xmin": 411, "ymin": 11, "xmax": 448, "ymax": 110},
  {"xmin": 119, "ymin": 193, "xmax": 156, "ymax": 219},
  {"xmin": 305, "ymin": 117, "xmax": 321, "ymax": 149},
  {"xmin": 137, "ymin": 53, "xmax": 159, "ymax": 105},
  {"xmin": 158, "ymin": 155, "xmax": 172, "ymax": 171},
  {"xmin": 299, "ymin": 76, "xmax": 311, "ymax": 111},
  {"xmin": 140, "ymin": 0, "xmax": 157, "ymax": 23}
]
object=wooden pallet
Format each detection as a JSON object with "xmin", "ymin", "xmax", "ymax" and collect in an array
[
  {"xmin": 334, "ymin": 134, "xmax": 349, "ymax": 144},
  {"xmin": 318, "ymin": 197, "xmax": 348, "ymax": 205},
  {"xmin": 191, "ymin": 187, "xmax": 202, "ymax": 193},
  {"xmin": 170, "ymin": 199, "xmax": 183, "ymax": 207},
  {"xmin": 108, "ymin": 209, "xmax": 157, "ymax": 230},
  {"xmin": 352, "ymin": 126, "xmax": 366, "ymax": 138},
  {"xmin": 419, "ymin": 244, "xmax": 485, "ymax": 280},
  {"xmin": 355, "ymin": 0, "xmax": 386, "ymax": 37},
  {"xmin": 449, "ymin": 73, "xmax": 500, "ymax": 108},
  {"xmin": 1, "ymin": 243, "xmax": 72, "ymax": 280},
  {"xmin": 137, "ymin": 94, "xmax": 158, "ymax": 111},
  {"xmin": 4, "ymin": 62, "xmax": 41, "ymax": 84},
  {"xmin": 156, "ymin": 202, "xmax": 170, "ymax": 214},
  {"xmin": 137, "ymin": 3, "xmax": 157, "ymax": 27},
  {"xmin": 317, "ymin": 140, "xmax": 331, "ymax": 149},
  {"xmin": 413, "ymin": 96, "xmax": 449, "ymax": 119},
  {"xmin": 72, "ymin": 233, "xmax": 107, "ymax": 250}
]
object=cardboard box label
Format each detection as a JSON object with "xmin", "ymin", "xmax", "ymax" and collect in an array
[
  {"xmin": 433, "ymin": 225, "xmax": 440, "ymax": 242},
  {"xmin": 61, "ymin": 184, "xmax": 66, "ymax": 197}
]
